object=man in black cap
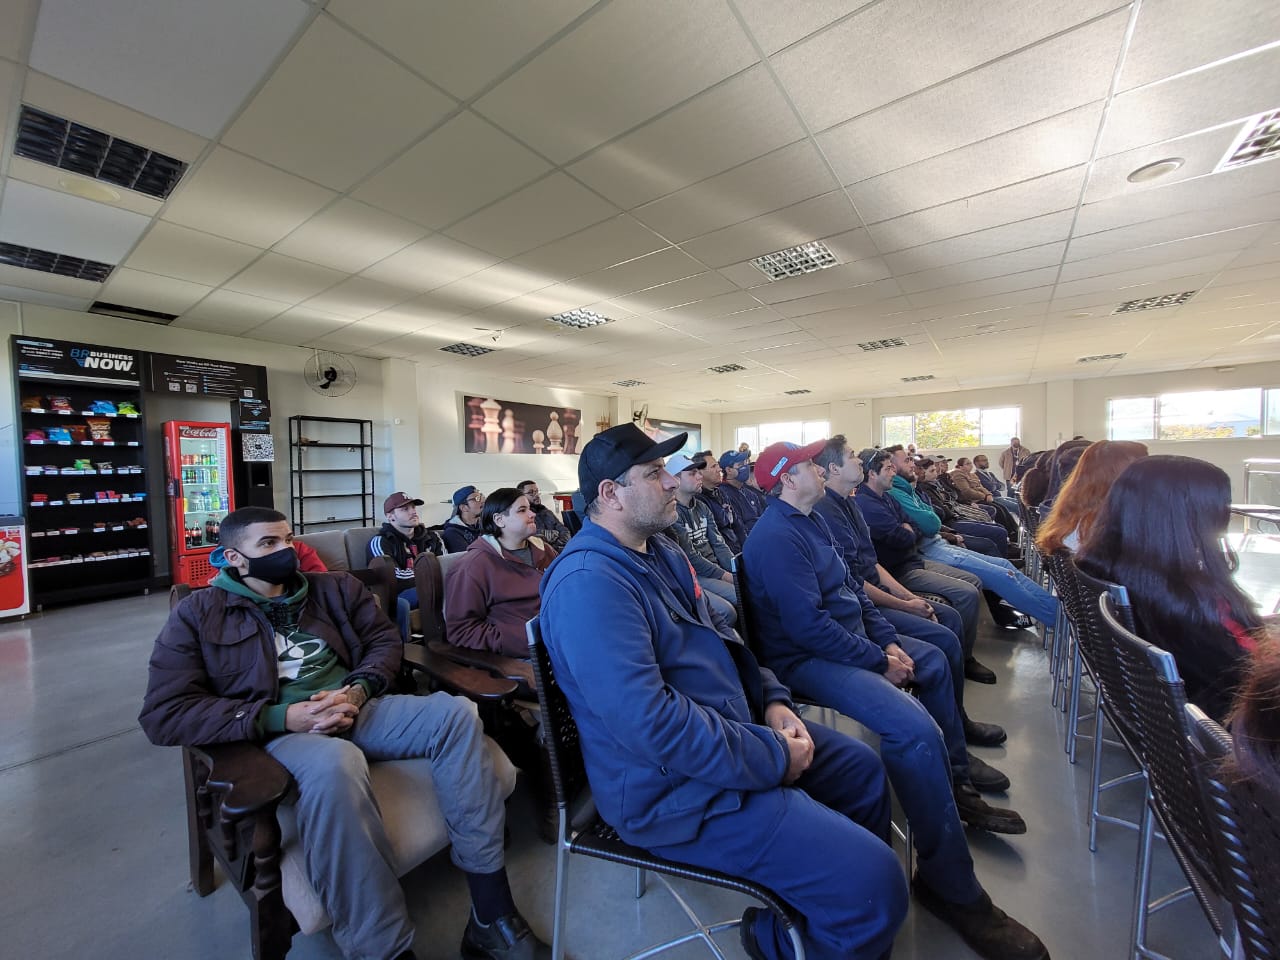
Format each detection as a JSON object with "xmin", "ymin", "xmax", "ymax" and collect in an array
[
  {"xmin": 539, "ymin": 424, "xmax": 907, "ymax": 960},
  {"xmin": 370, "ymin": 491, "xmax": 444, "ymax": 639}
]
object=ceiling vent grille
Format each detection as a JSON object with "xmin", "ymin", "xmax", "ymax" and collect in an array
[
  {"xmin": 1216, "ymin": 108, "xmax": 1280, "ymax": 172},
  {"xmin": 705, "ymin": 398, "xmax": 728, "ymax": 404},
  {"xmin": 709, "ymin": 362, "xmax": 746, "ymax": 373},
  {"xmin": 856, "ymin": 337, "xmax": 908, "ymax": 352},
  {"xmin": 88, "ymin": 301, "xmax": 178, "ymax": 324},
  {"xmin": 613, "ymin": 378, "xmax": 646, "ymax": 387},
  {"xmin": 783, "ymin": 388, "xmax": 811, "ymax": 395},
  {"xmin": 1077, "ymin": 353, "xmax": 1126, "ymax": 364},
  {"xmin": 1112, "ymin": 291, "xmax": 1197, "ymax": 314},
  {"xmin": 0, "ymin": 241, "xmax": 113, "ymax": 282},
  {"xmin": 440, "ymin": 342, "xmax": 495, "ymax": 357},
  {"xmin": 901, "ymin": 375, "xmax": 936, "ymax": 382},
  {"xmin": 751, "ymin": 240, "xmax": 838, "ymax": 280},
  {"xmin": 15, "ymin": 106, "xmax": 189, "ymax": 200},
  {"xmin": 547, "ymin": 308, "xmax": 614, "ymax": 330}
]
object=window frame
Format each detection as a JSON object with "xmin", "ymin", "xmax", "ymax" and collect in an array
[
  {"xmin": 1106, "ymin": 387, "xmax": 1275, "ymax": 441},
  {"xmin": 879, "ymin": 405, "xmax": 1021, "ymax": 449}
]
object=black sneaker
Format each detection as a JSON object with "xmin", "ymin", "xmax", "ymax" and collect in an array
[
  {"xmin": 967, "ymin": 753, "xmax": 1011, "ymax": 791},
  {"xmin": 912, "ymin": 876, "xmax": 1049, "ymax": 959},
  {"xmin": 954, "ymin": 783, "xmax": 1026, "ymax": 834},
  {"xmin": 461, "ymin": 912, "xmax": 554, "ymax": 959},
  {"xmin": 964, "ymin": 717, "xmax": 1008, "ymax": 747},
  {"xmin": 999, "ymin": 613, "xmax": 1034, "ymax": 632},
  {"xmin": 964, "ymin": 656, "xmax": 998, "ymax": 684},
  {"xmin": 740, "ymin": 906, "xmax": 767, "ymax": 960}
]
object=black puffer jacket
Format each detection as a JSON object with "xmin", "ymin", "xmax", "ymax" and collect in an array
[{"xmin": 138, "ymin": 572, "xmax": 401, "ymax": 747}]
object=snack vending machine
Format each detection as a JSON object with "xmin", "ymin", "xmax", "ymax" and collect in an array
[{"xmin": 163, "ymin": 421, "xmax": 234, "ymax": 589}]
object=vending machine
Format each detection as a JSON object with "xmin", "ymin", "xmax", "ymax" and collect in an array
[{"xmin": 163, "ymin": 421, "xmax": 234, "ymax": 589}]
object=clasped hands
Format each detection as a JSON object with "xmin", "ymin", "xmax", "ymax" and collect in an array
[
  {"xmin": 284, "ymin": 685, "xmax": 367, "ymax": 735},
  {"xmin": 766, "ymin": 702, "xmax": 814, "ymax": 785}
]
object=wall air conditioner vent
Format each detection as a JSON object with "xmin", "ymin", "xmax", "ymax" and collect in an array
[
  {"xmin": 1113, "ymin": 291, "xmax": 1197, "ymax": 314},
  {"xmin": 613, "ymin": 379, "xmax": 646, "ymax": 387},
  {"xmin": 708, "ymin": 362, "xmax": 746, "ymax": 373},
  {"xmin": 1077, "ymin": 353, "xmax": 1126, "ymax": 364},
  {"xmin": 88, "ymin": 301, "xmax": 178, "ymax": 324},
  {"xmin": 15, "ymin": 105, "xmax": 189, "ymax": 200},
  {"xmin": 440, "ymin": 342, "xmax": 495, "ymax": 357},
  {"xmin": 0, "ymin": 241, "xmax": 113, "ymax": 282},
  {"xmin": 1216, "ymin": 108, "xmax": 1280, "ymax": 172},
  {"xmin": 856, "ymin": 337, "xmax": 908, "ymax": 352}
]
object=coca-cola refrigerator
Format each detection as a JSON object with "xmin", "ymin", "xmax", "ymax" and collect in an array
[{"xmin": 163, "ymin": 421, "xmax": 234, "ymax": 589}]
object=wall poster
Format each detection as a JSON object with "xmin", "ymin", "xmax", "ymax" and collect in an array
[
  {"xmin": 463, "ymin": 395, "xmax": 584, "ymax": 455},
  {"xmin": 640, "ymin": 416, "xmax": 703, "ymax": 458}
]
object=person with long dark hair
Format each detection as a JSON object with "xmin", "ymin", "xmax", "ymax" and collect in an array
[
  {"xmin": 1077, "ymin": 455, "xmax": 1261, "ymax": 720},
  {"xmin": 1036, "ymin": 440, "xmax": 1090, "ymax": 520}
]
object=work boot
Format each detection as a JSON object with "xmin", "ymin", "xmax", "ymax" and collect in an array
[
  {"xmin": 964, "ymin": 717, "xmax": 1008, "ymax": 747},
  {"xmin": 954, "ymin": 783, "xmax": 1026, "ymax": 834},
  {"xmin": 912, "ymin": 876, "xmax": 1049, "ymax": 959},
  {"xmin": 965, "ymin": 656, "xmax": 998, "ymax": 684},
  {"xmin": 967, "ymin": 752, "xmax": 1011, "ymax": 791}
]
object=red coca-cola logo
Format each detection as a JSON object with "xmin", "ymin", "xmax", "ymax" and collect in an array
[{"xmin": 180, "ymin": 427, "xmax": 219, "ymax": 438}]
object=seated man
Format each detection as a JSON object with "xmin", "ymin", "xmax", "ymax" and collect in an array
[
  {"xmin": 973, "ymin": 454, "xmax": 1023, "ymax": 515},
  {"xmin": 716, "ymin": 449, "xmax": 762, "ymax": 535},
  {"xmin": 540, "ymin": 424, "xmax": 908, "ymax": 960},
  {"xmin": 742, "ymin": 443, "xmax": 1046, "ymax": 960},
  {"xmin": 371, "ymin": 491, "xmax": 445, "ymax": 640},
  {"xmin": 668, "ymin": 452, "xmax": 738, "ymax": 607},
  {"xmin": 443, "ymin": 485, "xmax": 485, "ymax": 553},
  {"xmin": 696, "ymin": 452, "xmax": 746, "ymax": 552},
  {"xmin": 516, "ymin": 480, "xmax": 570, "ymax": 552},
  {"xmin": 139, "ymin": 507, "xmax": 553, "ymax": 960}
]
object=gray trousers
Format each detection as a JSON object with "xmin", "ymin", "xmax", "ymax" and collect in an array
[
  {"xmin": 265, "ymin": 692, "xmax": 507, "ymax": 960},
  {"xmin": 697, "ymin": 574, "xmax": 739, "ymax": 624}
]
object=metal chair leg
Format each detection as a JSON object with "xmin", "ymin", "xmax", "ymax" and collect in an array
[
  {"xmin": 552, "ymin": 810, "xmax": 571, "ymax": 960},
  {"xmin": 1132, "ymin": 796, "xmax": 1156, "ymax": 960},
  {"xmin": 635, "ymin": 867, "xmax": 647, "ymax": 900}
]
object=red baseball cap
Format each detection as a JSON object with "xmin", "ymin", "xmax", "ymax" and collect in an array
[{"xmin": 754, "ymin": 439, "xmax": 827, "ymax": 492}]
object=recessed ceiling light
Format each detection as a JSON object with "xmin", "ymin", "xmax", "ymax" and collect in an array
[
  {"xmin": 439, "ymin": 342, "xmax": 495, "ymax": 357},
  {"xmin": 901, "ymin": 375, "xmax": 936, "ymax": 382},
  {"xmin": 1216, "ymin": 108, "xmax": 1280, "ymax": 172},
  {"xmin": 708, "ymin": 362, "xmax": 746, "ymax": 373},
  {"xmin": 1113, "ymin": 291, "xmax": 1197, "ymax": 314},
  {"xmin": 856, "ymin": 337, "xmax": 908, "ymax": 352},
  {"xmin": 546, "ymin": 308, "xmax": 614, "ymax": 330},
  {"xmin": 0, "ymin": 241, "xmax": 113, "ymax": 282},
  {"xmin": 783, "ymin": 388, "xmax": 811, "ymax": 395},
  {"xmin": 1077, "ymin": 353, "xmax": 1126, "ymax": 364},
  {"xmin": 57, "ymin": 176, "xmax": 122, "ymax": 203},
  {"xmin": 613, "ymin": 379, "xmax": 646, "ymax": 387},
  {"xmin": 1126, "ymin": 157, "xmax": 1185, "ymax": 183},
  {"xmin": 751, "ymin": 240, "xmax": 838, "ymax": 280}
]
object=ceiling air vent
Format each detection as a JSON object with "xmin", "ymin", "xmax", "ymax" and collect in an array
[
  {"xmin": 901, "ymin": 375, "xmax": 936, "ymax": 382},
  {"xmin": 15, "ymin": 105, "xmax": 189, "ymax": 200},
  {"xmin": 0, "ymin": 241, "xmax": 113, "ymax": 282},
  {"xmin": 709, "ymin": 362, "xmax": 746, "ymax": 374},
  {"xmin": 705, "ymin": 398, "xmax": 728, "ymax": 404},
  {"xmin": 1077, "ymin": 353, "xmax": 1126, "ymax": 364},
  {"xmin": 440, "ymin": 342, "xmax": 495, "ymax": 357},
  {"xmin": 783, "ymin": 388, "xmax": 811, "ymax": 395},
  {"xmin": 547, "ymin": 308, "xmax": 614, "ymax": 330},
  {"xmin": 613, "ymin": 379, "xmax": 646, "ymax": 387},
  {"xmin": 856, "ymin": 337, "xmax": 908, "ymax": 352},
  {"xmin": 1216, "ymin": 108, "xmax": 1280, "ymax": 173},
  {"xmin": 88, "ymin": 301, "xmax": 178, "ymax": 324},
  {"xmin": 751, "ymin": 240, "xmax": 838, "ymax": 281},
  {"xmin": 1112, "ymin": 291, "xmax": 1196, "ymax": 314}
]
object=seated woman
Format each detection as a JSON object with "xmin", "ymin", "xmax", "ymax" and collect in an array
[
  {"xmin": 917, "ymin": 457, "xmax": 1014, "ymax": 557},
  {"xmin": 445, "ymin": 487, "xmax": 556, "ymax": 658},
  {"xmin": 1228, "ymin": 638, "xmax": 1280, "ymax": 785},
  {"xmin": 1018, "ymin": 451, "xmax": 1053, "ymax": 510},
  {"xmin": 1036, "ymin": 439, "xmax": 1091, "ymax": 521},
  {"xmin": 1078, "ymin": 455, "xmax": 1261, "ymax": 721},
  {"xmin": 1036, "ymin": 440, "xmax": 1148, "ymax": 554}
]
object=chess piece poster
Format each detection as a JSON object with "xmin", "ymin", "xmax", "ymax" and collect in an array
[{"xmin": 462, "ymin": 395, "xmax": 584, "ymax": 455}]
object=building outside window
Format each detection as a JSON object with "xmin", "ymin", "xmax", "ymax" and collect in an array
[
  {"xmin": 1106, "ymin": 388, "xmax": 1273, "ymax": 440},
  {"xmin": 880, "ymin": 406, "xmax": 1020, "ymax": 449}
]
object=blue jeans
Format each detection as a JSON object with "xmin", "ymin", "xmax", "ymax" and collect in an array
[
  {"xmin": 896, "ymin": 565, "xmax": 981, "ymax": 657},
  {"xmin": 650, "ymin": 722, "xmax": 906, "ymax": 960},
  {"xmin": 784, "ymin": 635, "xmax": 982, "ymax": 907},
  {"xmin": 395, "ymin": 587, "xmax": 418, "ymax": 641},
  {"xmin": 877, "ymin": 606, "xmax": 965, "ymax": 709},
  {"xmin": 952, "ymin": 520, "xmax": 1009, "ymax": 555},
  {"xmin": 919, "ymin": 538, "xmax": 1059, "ymax": 625}
]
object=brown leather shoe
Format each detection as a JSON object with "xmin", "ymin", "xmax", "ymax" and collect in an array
[{"xmin": 913, "ymin": 877, "xmax": 1049, "ymax": 959}]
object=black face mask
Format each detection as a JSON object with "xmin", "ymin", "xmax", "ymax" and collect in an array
[{"xmin": 243, "ymin": 547, "xmax": 299, "ymax": 585}]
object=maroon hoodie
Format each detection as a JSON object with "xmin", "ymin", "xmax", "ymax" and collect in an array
[{"xmin": 445, "ymin": 534, "xmax": 556, "ymax": 657}]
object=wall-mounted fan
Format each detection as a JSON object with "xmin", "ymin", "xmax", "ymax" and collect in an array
[
  {"xmin": 631, "ymin": 403, "xmax": 649, "ymax": 425},
  {"xmin": 304, "ymin": 350, "xmax": 357, "ymax": 398}
]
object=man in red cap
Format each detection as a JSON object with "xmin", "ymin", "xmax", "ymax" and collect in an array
[{"xmin": 371, "ymin": 491, "xmax": 444, "ymax": 639}]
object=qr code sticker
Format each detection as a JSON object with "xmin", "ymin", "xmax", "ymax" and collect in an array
[{"xmin": 241, "ymin": 433, "xmax": 275, "ymax": 462}]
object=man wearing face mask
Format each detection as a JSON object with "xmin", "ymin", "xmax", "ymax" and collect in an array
[
  {"xmin": 140, "ymin": 506, "xmax": 557, "ymax": 960},
  {"xmin": 716, "ymin": 449, "xmax": 762, "ymax": 535}
]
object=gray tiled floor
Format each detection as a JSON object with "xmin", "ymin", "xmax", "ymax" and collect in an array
[{"xmin": 0, "ymin": 564, "xmax": 1243, "ymax": 960}]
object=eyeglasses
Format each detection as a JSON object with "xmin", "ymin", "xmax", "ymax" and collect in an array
[{"xmin": 466, "ymin": 494, "xmax": 485, "ymax": 505}]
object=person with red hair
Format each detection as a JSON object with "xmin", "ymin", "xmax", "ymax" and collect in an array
[{"xmin": 1036, "ymin": 441, "xmax": 1149, "ymax": 554}]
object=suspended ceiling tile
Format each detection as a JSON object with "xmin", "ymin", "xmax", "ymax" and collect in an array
[
  {"xmin": 99, "ymin": 268, "xmax": 212, "ymax": 314},
  {"xmin": 571, "ymin": 247, "xmax": 708, "ymax": 301},
  {"xmin": 751, "ymin": 258, "xmax": 893, "ymax": 305},
  {"xmin": 161, "ymin": 148, "xmax": 336, "ymax": 248},
  {"xmin": 425, "ymin": 262, "xmax": 557, "ymax": 314},
  {"xmin": 819, "ymin": 12, "xmax": 1124, "ymax": 186},
  {"xmin": 361, "ymin": 234, "xmax": 499, "ymax": 293},
  {"xmin": 272, "ymin": 199, "xmax": 426, "ymax": 274},
  {"xmin": 1118, "ymin": 0, "xmax": 1280, "ymax": 91},
  {"xmin": 223, "ymin": 252, "xmax": 344, "ymax": 302},
  {"xmin": 1084, "ymin": 125, "xmax": 1243, "ymax": 206},
  {"xmin": 896, "ymin": 243, "xmax": 1067, "ymax": 295},
  {"xmin": 0, "ymin": 179, "xmax": 151, "ymax": 262},
  {"xmin": 1210, "ymin": 260, "xmax": 1280, "ymax": 289},
  {"xmin": 302, "ymin": 276, "xmax": 418, "ymax": 320},
  {"xmin": 0, "ymin": 0, "xmax": 36, "ymax": 61},
  {"xmin": 6, "ymin": 157, "xmax": 163, "ymax": 218},
  {"xmin": 848, "ymin": 103, "xmax": 1102, "ymax": 225},
  {"xmin": 222, "ymin": 16, "xmax": 456, "ymax": 191},
  {"xmin": 0, "ymin": 284, "xmax": 90, "ymax": 312},
  {"xmin": 179, "ymin": 289, "xmax": 290, "ymax": 334},
  {"xmin": 245, "ymin": 304, "xmax": 352, "ymax": 344},
  {"xmin": 0, "ymin": 264, "xmax": 100, "ymax": 299},
  {"xmin": 883, "ymin": 210, "xmax": 1074, "ymax": 274},
  {"xmin": 612, "ymin": 272, "xmax": 738, "ymax": 314},
  {"xmin": 327, "ymin": 0, "xmax": 596, "ymax": 101},
  {"xmin": 510, "ymin": 216, "xmax": 669, "ymax": 283},
  {"xmin": 443, "ymin": 173, "xmax": 618, "ymax": 260},
  {"xmin": 473, "ymin": 0, "xmax": 758, "ymax": 164},
  {"xmin": 632, "ymin": 141, "xmax": 838, "ymax": 243},
  {"xmin": 680, "ymin": 191, "xmax": 861, "ymax": 269},
  {"xmin": 653, "ymin": 292, "xmax": 768, "ymax": 324},
  {"xmin": 352, "ymin": 111, "xmax": 550, "ymax": 231},
  {"xmin": 569, "ymin": 65, "xmax": 805, "ymax": 210},
  {"xmin": 124, "ymin": 222, "xmax": 262, "ymax": 287},
  {"xmin": 731, "ymin": 0, "xmax": 872, "ymax": 55},
  {"xmin": 29, "ymin": 0, "xmax": 311, "ymax": 138},
  {"xmin": 1061, "ymin": 225, "xmax": 1270, "ymax": 282},
  {"xmin": 908, "ymin": 267, "xmax": 1059, "ymax": 309},
  {"xmin": 770, "ymin": 0, "xmax": 1126, "ymax": 132},
  {"xmin": 769, "ymin": 277, "xmax": 905, "ymax": 319}
]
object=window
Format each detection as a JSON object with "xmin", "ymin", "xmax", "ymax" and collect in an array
[
  {"xmin": 736, "ymin": 420, "xmax": 830, "ymax": 453},
  {"xmin": 1107, "ymin": 388, "xmax": 1272, "ymax": 440},
  {"xmin": 880, "ymin": 406, "xmax": 1020, "ymax": 449}
]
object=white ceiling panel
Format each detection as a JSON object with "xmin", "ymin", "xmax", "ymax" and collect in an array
[
  {"xmin": 352, "ymin": 112, "xmax": 550, "ymax": 231},
  {"xmin": 361, "ymin": 235, "xmax": 499, "ymax": 293},
  {"xmin": 161, "ymin": 148, "xmax": 336, "ymax": 248},
  {"xmin": 29, "ymin": 0, "xmax": 311, "ymax": 137},
  {"xmin": 272, "ymin": 200, "xmax": 426, "ymax": 274},
  {"xmin": 99, "ymin": 268, "xmax": 212, "ymax": 314},
  {"xmin": 751, "ymin": 258, "xmax": 893, "ymax": 305},
  {"xmin": 771, "ymin": 0, "xmax": 1126, "ymax": 133},
  {"xmin": 1061, "ymin": 224, "xmax": 1271, "ymax": 281},
  {"xmin": 611, "ymin": 272, "xmax": 738, "ymax": 314},
  {"xmin": 1118, "ymin": 0, "xmax": 1280, "ymax": 91},
  {"xmin": 6, "ymin": 157, "xmax": 162, "ymax": 219},
  {"xmin": 327, "ymin": 0, "xmax": 597, "ymax": 101},
  {"xmin": 509, "ymin": 216, "xmax": 669, "ymax": 282},
  {"xmin": 0, "ymin": 0, "xmax": 36, "ymax": 61},
  {"xmin": 221, "ymin": 16, "xmax": 456, "ymax": 191},
  {"xmin": 679, "ymin": 191, "xmax": 862, "ymax": 269},
  {"xmin": 223, "ymin": 252, "xmax": 344, "ymax": 303},
  {"xmin": 769, "ymin": 277, "xmax": 906, "ymax": 319},
  {"xmin": 0, "ymin": 284, "xmax": 90, "ymax": 312},
  {"xmin": 819, "ymin": 12, "xmax": 1125, "ymax": 185},
  {"xmin": 0, "ymin": 179, "xmax": 151, "ymax": 262},
  {"xmin": 301, "ymin": 276, "xmax": 418, "ymax": 320},
  {"xmin": 473, "ymin": 0, "xmax": 758, "ymax": 163},
  {"xmin": 568, "ymin": 65, "xmax": 805, "ymax": 210},
  {"xmin": 883, "ymin": 211, "xmax": 1074, "ymax": 274},
  {"xmin": 424, "ymin": 263, "xmax": 557, "ymax": 314},
  {"xmin": 632, "ymin": 141, "xmax": 839, "ymax": 243},
  {"xmin": 896, "ymin": 243, "xmax": 1067, "ymax": 294},
  {"xmin": 124, "ymin": 222, "xmax": 261, "ymax": 287},
  {"xmin": 907, "ymin": 268, "xmax": 1060, "ymax": 309},
  {"xmin": 654, "ymin": 293, "xmax": 771, "ymax": 325},
  {"xmin": 443, "ymin": 174, "xmax": 618, "ymax": 259},
  {"xmin": 178, "ymin": 289, "xmax": 290, "ymax": 335},
  {"xmin": 0, "ymin": 263, "xmax": 100, "ymax": 299},
  {"xmin": 245, "ymin": 305, "xmax": 353, "ymax": 344},
  {"xmin": 1083, "ymin": 124, "xmax": 1244, "ymax": 205},
  {"xmin": 731, "ymin": 0, "xmax": 872, "ymax": 55},
  {"xmin": 571, "ymin": 247, "xmax": 708, "ymax": 300}
]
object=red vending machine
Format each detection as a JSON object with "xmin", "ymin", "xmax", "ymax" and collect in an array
[{"xmin": 163, "ymin": 421, "xmax": 235, "ymax": 589}]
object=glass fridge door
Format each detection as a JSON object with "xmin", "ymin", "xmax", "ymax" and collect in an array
[{"xmin": 178, "ymin": 429, "xmax": 230, "ymax": 550}]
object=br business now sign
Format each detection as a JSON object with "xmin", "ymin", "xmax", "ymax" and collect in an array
[{"xmin": 12, "ymin": 336, "xmax": 141, "ymax": 385}]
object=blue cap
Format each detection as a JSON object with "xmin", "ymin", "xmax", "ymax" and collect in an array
[
  {"xmin": 719, "ymin": 450, "xmax": 749, "ymax": 470},
  {"xmin": 452, "ymin": 485, "xmax": 479, "ymax": 508}
]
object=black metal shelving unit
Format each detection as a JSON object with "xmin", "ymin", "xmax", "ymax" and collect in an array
[{"xmin": 288, "ymin": 416, "xmax": 374, "ymax": 532}]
